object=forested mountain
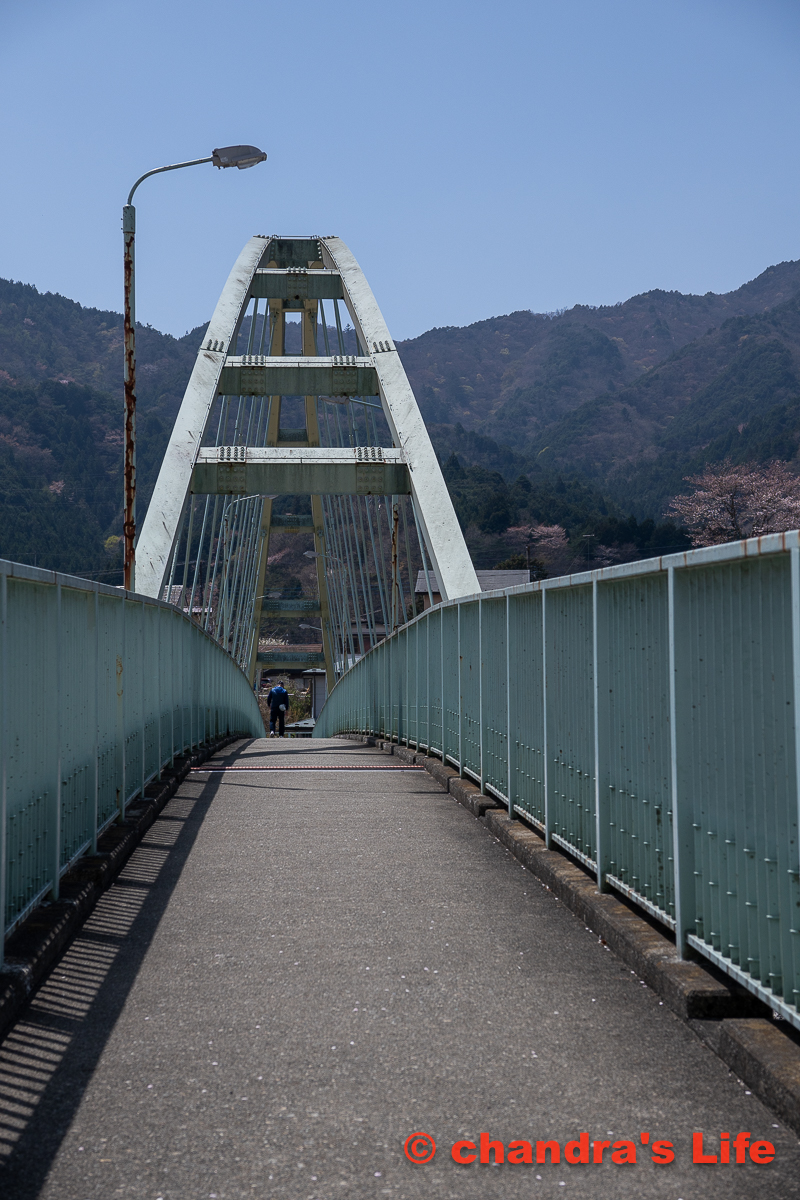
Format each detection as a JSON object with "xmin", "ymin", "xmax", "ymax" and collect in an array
[
  {"xmin": 400, "ymin": 260, "xmax": 800, "ymax": 444},
  {"xmin": 0, "ymin": 278, "xmax": 205, "ymax": 577},
  {"xmin": 0, "ymin": 277, "xmax": 201, "ymax": 416},
  {"xmin": 1, "ymin": 257, "xmax": 799, "ymax": 580},
  {"xmin": 533, "ymin": 293, "xmax": 800, "ymax": 518}
]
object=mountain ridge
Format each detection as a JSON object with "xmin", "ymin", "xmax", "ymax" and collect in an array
[
  {"xmin": 2, "ymin": 258, "xmax": 800, "ymax": 577},
  {"xmin": 399, "ymin": 259, "xmax": 800, "ymax": 448}
]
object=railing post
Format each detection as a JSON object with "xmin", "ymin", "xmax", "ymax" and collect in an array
[
  {"xmin": 398, "ymin": 632, "xmax": 403, "ymax": 744},
  {"xmin": 506, "ymin": 593, "xmax": 516, "ymax": 819},
  {"xmin": 415, "ymin": 619, "xmax": 419, "ymax": 749},
  {"xmin": 542, "ymin": 586, "xmax": 551, "ymax": 847},
  {"xmin": 377, "ymin": 639, "xmax": 381, "ymax": 737},
  {"xmin": 478, "ymin": 597, "xmax": 485, "ymax": 794},
  {"xmin": 181, "ymin": 608, "xmax": 186, "ymax": 753},
  {"xmin": 385, "ymin": 650, "xmax": 389, "ymax": 740},
  {"xmin": 458, "ymin": 603, "xmax": 464, "ymax": 777},
  {"xmin": 170, "ymin": 608, "xmax": 176, "ymax": 765},
  {"xmin": 197, "ymin": 626, "xmax": 202, "ymax": 745},
  {"xmin": 388, "ymin": 630, "xmax": 393, "ymax": 742},
  {"xmin": 156, "ymin": 602, "xmax": 162, "ymax": 776},
  {"xmin": 189, "ymin": 620, "xmax": 194, "ymax": 751},
  {"xmin": 669, "ymin": 564, "xmax": 695, "ymax": 957},
  {"xmin": 427, "ymin": 614, "xmax": 431, "ymax": 755},
  {"xmin": 394, "ymin": 635, "xmax": 398, "ymax": 743},
  {"xmin": 92, "ymin": 586, "xmax": 99, "ymax": 853},
  {"xmin": 195, "ymin": 624, "xmax": 200, "ymax": 747},
  {"xmin": 402, "ymin": 624, "xmax": 410, "ymax": 744},
  {"xmin": 792, "ymin": 546, "xmax": 800, "ymax": 916},
  {"xmin": 593, "ymin": 577, "xmax": 612, "ymax": 889},
  {"xmin": 438, "ymin": 607, "xmax": 444, "ymax": 760},
  {"xmin": 391, "ymin": 635, "xmax": 396, "ymax": 743},
  {"xmin": 0, "ymin": 571, "xmax": 7, "ymax": 964},
  {"xmin": 140, "ymin": 598, "xmax": 146, "ymax": 800},
  {"xmin": 118, "ymin": 587, "xmax": 126, "ymax": 821},
  {"xmin": 787, "ymin": 542, "xmax": 800, "ymax": 1016},
  {"xmin": 52, "ymin": 579, "xmax": 62, "ymax": 900},
  {"xmin": 226, "ymin": 624, "xmax": 231, "ymax": 736}
]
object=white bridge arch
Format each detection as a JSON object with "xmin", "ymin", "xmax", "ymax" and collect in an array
[{"xmin": 136, "ymin": 235, "xmax": 478, "ymax": 687}]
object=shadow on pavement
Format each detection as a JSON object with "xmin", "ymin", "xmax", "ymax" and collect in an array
[
  {"xmin": 0, "ymin": 774, "xmax": 223, "ymax": 1198},
  {"xmin": 233, "ymin": 739, "xmax": 385, "ymax": 759}
]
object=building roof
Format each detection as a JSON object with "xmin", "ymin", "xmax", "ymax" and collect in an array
[
  {"xmin": 258, "ymin": 641, "xmax": 323, "ymax": 653},
  {"xmin": 161, "ymin": 585, "xmax": 204, "ymax": 613},
  {"xmin": 415, "ymin": 569, "xmax": 529, "ymax": 594}
]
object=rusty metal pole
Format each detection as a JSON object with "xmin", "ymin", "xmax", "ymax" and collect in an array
[
  {"xmin": 120, "ymin": 146, "xmax": 266, "ymax": 594},
  {"xmin": 123, "ymin": 203, "xmax": 136, "ymax": 591}
]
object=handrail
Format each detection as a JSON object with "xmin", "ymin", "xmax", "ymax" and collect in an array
[
  {"xmin": 0, "ymin": 559, "xmax": 263, "ymax": 960},
  {"xmin": 314, "ymin": 530, "xmax": 800, "ymax": 1031}
]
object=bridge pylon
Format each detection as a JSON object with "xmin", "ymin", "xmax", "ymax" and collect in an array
[{"xmin": 135, "ymin": 235, "xmax": 478, "ymax": 687}]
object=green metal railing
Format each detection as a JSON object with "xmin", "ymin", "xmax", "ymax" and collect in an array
[
  {"xmin": 315, "ymin": 532, "xmax": 800, "ymax": 1031},
  {"xmin": 0, "ymin": 559, "xmax": 263, "ymax": 960}
]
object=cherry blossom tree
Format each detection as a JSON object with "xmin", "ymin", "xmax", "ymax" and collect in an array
[{"xmin": 667, "ymin": 460, "xmax": 800, "ymax": 546}]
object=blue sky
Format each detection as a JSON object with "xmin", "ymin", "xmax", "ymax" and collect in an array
[{"xmin": 1, "ymin": 0, "xmax": 799, "ymax": 340}]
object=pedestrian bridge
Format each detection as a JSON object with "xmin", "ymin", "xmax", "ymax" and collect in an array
[
  {"xmin": 1, "ymin": 736, "xmax": 797, "ymax": 1198},
  {"xmin": 1, "ymin": 235, "xmax": 800, "ymax": 1194}
]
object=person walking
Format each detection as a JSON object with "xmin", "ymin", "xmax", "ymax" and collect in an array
[{"xmin": 266, "ymin": 680, "xmax": 290, "ymax": 737}]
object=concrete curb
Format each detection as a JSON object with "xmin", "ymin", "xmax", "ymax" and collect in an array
[
  {"xmin": 481, "ymin": 807, "xmax": 745, "ymax": 1021},
  {"xmin": 0, "ymin": 732, "xmax": 249, "ymax": 1042},
  {"xmin": 718, "ymin": 1020, "xmax": 800, "ymax": 1135},
  {"xmin": 340, "ymin": 734, "xmax": 800, "ymax": 1136}
]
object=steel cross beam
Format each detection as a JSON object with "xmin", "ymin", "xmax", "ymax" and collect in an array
[
  {"xmin": 190, "ymin": 447, "xmax": 410, "ymax": 496},
  {"xmin": 250, "ymin": 268, "xmax": 344, "ymax": 301},
  {"xmin": 218, "ymin": 356, "xmax": 379, "ymax": 397}
]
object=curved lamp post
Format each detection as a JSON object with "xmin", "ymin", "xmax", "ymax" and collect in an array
[
  {"xmin": 303, "ymin": 549, "xmax": 345, "ymax": 568},
  {"xmin": 123, "ymin": 145, "xmax": 267, "ymax": 590}
]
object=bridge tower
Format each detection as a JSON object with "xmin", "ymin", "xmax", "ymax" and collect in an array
[{"xmin": 135, "ymin": 236, "xmax": 479, "ymax": 687}]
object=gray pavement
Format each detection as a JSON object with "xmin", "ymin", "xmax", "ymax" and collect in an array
[{"xmin": 1, "ymin": 736, "xmax": 798, "ymax": 1200}]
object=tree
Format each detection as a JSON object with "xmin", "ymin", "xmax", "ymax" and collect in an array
[
  {"xmin": 666, "ymin": 459, "xmax": 800, "ymax": 546},
  {"xmin": 494, "ymin": 550, "xmax": 548, "ymax": 580}
]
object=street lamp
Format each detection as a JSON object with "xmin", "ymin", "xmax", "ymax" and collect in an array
[
  {"xmin": 299, "ymin": 623, "xmax": 323, "ymax": 633},
  {"xmin": 123, "ymin": 145, "xmax": 267, "ymax": 590},
  {"xmin": 303, "ymin": 550, "xmax": 346, "ymax": 567},
  {"xmin": 221, "ymin": 492, "xmax": 278, "ymax": 528}
]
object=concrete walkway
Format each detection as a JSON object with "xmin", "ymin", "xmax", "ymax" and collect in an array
[{"xmin": 1, "ymin": 737, "xmax": 798, "ymax": 1200}]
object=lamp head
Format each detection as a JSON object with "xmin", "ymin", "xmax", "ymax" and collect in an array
[{"xmin": 212, "ymin": 145, "xmax": 267, "ymax": 170}]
